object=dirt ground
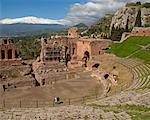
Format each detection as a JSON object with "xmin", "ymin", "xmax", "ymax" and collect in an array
[
  {"xmin": 0, "ymin": 71, "xmax": 103, "ymax": 102},
  {"xmin": 0, "ymin": 57, "xmax": 133, "ymax": 107}
]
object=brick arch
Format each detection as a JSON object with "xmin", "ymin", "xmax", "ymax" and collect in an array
[{"xmin": 84, "ymin": 51, "xmax": 90, "ymax": 60}]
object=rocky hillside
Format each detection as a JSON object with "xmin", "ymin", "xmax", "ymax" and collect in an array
[
  {"xmin": 81, "ymin": 14, "xmax": 113, "ymax": 36},
  {"xmin": 110, "ymin": 2, "xmax": 150, "ymax": 41},
  {"xmin": 73, "ymin": 23, "xmax": 88, "ymax": 35},
  {"xmin": 82, "ymin": 13, "xmax": 113, "ymax": 37}
]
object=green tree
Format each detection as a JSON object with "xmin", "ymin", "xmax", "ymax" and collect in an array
[{"xmin": 135, "ymin": 9, "xmax": 142, "ymax": 27}]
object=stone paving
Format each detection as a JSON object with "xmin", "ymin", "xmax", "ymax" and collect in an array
[{"xmin": 0, "ymin": 105, "xmax": 131, "ymax": 120}]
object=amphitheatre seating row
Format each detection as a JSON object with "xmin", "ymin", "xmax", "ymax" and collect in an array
[
  {"xmin": 115, "ymin": 58, "xmax": 141, "ymax": 68},
  {"xmin": 116, "ymin": 58, "xmax": 150, "ymax": 90},
  {"xmin": 127, "ymin": 76, "xmax": 150, "ymax": 90},
  {"xmin": 125, "ymin": 89, "xmax": 150, "ymax": 106},
  {"xmin": 95, "ymin": 58, "xmax": 150, "ymax": 106},
  {"xmin": 96, "ymin": 88, "xmax": 150, "ymax": 106}
]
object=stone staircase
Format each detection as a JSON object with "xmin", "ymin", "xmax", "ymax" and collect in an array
[{"xmin": 115, "ymin": 58, "xmax": 150, "ymax": 90}]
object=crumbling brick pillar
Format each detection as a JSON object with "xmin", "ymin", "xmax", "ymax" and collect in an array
[
  {"xmin": 5, "ymin": 50, "xmax": 8, "ymax": 60},
  {"xmin": 87, "ymin": 61, "xmax": 92, "ymax": 71},
  {"xmin": 12, "ymin": 49, "xmax": 16, "ymax": 59}
]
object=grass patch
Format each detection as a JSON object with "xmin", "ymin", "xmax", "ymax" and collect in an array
[
  {"xmin": 129, "ymin": 112, "xmax": 150, "ymax": 120},
  {"xmin": 123, "ymin": 104, "xmax": 150, "ymax": 112},
  {"xmin": 130, "ymin": 50, "xmax": 150, "ymax": 63},
  {"xmin": 88, "ymin": 104, "xmax": 150, "ymax": 112},
  {"xmin": 108, "ymin": 36, "xmax": 150, "ymax": 63}
]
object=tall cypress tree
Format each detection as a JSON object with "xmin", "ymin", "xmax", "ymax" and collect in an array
[{"xmin": 135, "ymin": 9, "xmax": 142, "ymax": 27}]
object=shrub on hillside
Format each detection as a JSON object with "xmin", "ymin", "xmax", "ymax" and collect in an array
[
  {"xmin": 126, "ymin": 2, "xmax": 141, "ymax": 7},
  {"xmin": 142, "ymin": 3, "xmax": 150, "ymax": 8}
]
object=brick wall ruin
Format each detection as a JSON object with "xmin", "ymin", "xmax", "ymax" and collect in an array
[
  {"xmin": 121, "ymin": 27, "xmax": 150, "ymax": 41},
  {"xmin": 0, "ymin": 38, "xmax": 17, "ymax": 60},
  {"xmin": 40, "ymin": 37, "xmax": 78, "ymax": 63},
  {"xmin": 40, "ymin": 36, "xmax": 112, "ymax": 64},
  {"xmin": 76, "ymin": 39, "xmax": 112, "ymax": 60},
  {"xmin": 0, "ymin": 38, "xmax": 21, "ymax": 66},
  {"xmin": 68, "ymin": 27, "xmax": 78, "ymax": 38}
]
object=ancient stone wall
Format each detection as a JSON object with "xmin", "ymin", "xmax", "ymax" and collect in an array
[
  {"xmin": 121, "ymin": 27, "xmax": 150, "ymax": 41},
  {"xmin": 77, "ymin": 39, "xmax": 112, "ymax": 60},
  {"xmin": 68, "ymin": 27, "xmax": 78, "ymax": 38},
  {"xmin": 0, "ymin": 38, "xmax": 20, "ymax": 66},
  {"xmin": 40, "ymin": 37, "xmax": 78, "ymax": 63},
  {"xmin": 76, "ymin": 40, "xmax": 91, "ymax": 60},
  {"xmin": 91, "ymin": 40, "xmax": 112, "ymax": 56},
  {"xmin": 131, "ymin": 27, "xmax": 150, "ymax": 35}
]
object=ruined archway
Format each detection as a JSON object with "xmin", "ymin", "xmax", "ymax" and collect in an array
[
  {"xmin": 84, "ymin": 51, "xmax": 90, "ymax": 60},
  {"xmin": 82, "ymin": 51, "xmax": 90, "ymax": 67},
  {"xmin": 1, "ymin": 50, "xmax": 5, "ymax": 59},
  {"xmin": 8, "ymin": 49, "xmax": 12, "ymax": 59}
]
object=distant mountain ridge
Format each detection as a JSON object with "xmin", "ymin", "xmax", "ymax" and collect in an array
[
  {"xmin": 0, "ymin": 16, "xmax": 66, "ymax": 25},
  {"xmin": 0, "ymin": 23, "xmax": 67, "ymax": 37}
]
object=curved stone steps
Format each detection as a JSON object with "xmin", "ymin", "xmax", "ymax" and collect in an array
[
  {"xmin": 127, "ymin": 77, "xmax": 146, "ymax": 90},
  {"xmin": 116, "ymin": 59, "xmax": 141, "ymax": 68},
  {"xmin": 125, "ymin": 92, "xmax": 150, "ymax": 107},
  {"xmin": 140, "ymin": 76, "xmax": 150, "ymax": 88},
  {"xmin": 92, "ymin": 58, "xmax": 150, "ymax": 106},
  {"xmin": 96, "ymin": 89, "xmax": 150, "ymax": 106},
  {"xmin": 141, "ymin": 64, "xmax": 150, "ymax": 74},
  {"xmin": 135, "ymin": 77, "xmax": 149, "ymax": 89},
  {"xmin": 126, "ymin": 76, "xmax": 149, "ymax": 91},
  {"xmin": 132, "ymin": 69, "xmax": 139, "ymax": 79},
  {"xmin": 135, "ymin": 65, "xmax": 150, "ymax": 76},
  {"xmin": 132, "ymin": 66, "xmax": 149, "ymax": 79}
]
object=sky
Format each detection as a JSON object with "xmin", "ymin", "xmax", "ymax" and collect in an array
[{"xmin": 0, "ymin": 0, "xmax": 149, "ymax": 25}]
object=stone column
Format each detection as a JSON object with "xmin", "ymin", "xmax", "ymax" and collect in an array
[
  {"xmin": 12, "ymin": 48, "xmax": 15, "ymax": 59},
  {"xmin": 5, "ymin": 50, "xmax": 8, "ymax": 60}
]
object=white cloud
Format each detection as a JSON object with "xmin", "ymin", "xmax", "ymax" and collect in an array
[
  {"xmin": 65, "ymin": 0, "xmax": 150, "ymax": 25},
  {"xmin": 65, "ymin": 0, "xmax": 124, "ymax": 25},
  {"xmin": 0, "ymin": 0, "xmax": 149, "ymax": 25}
]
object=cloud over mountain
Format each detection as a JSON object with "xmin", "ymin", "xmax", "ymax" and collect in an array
[
  {"xmin": 65, "ymin": 1, "xmax": 124, "ymax": 24},
  {"xmin": 0, "ymin": 16, "xmax": 69, "ymax": 25},
  {"xmin": 65, "ymin": 0, "xmax": 150, "ymax": 24}
]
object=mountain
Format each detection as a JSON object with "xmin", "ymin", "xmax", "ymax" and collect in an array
[
  {"xmin": 0, "ymin": 16, "xmax": 66, "ymax": 25},
  {"xmin": 73, "ymin": 23, "xmax": 88, "ymax": 34},
  {"xmin": 0, "ymin": 23, "xmax": 67, "ymax": 37},
  {"xmin": 85, "ymin": 13, "xmax": 113, "ymax": 36},
  {"xmin": 110, "ymin": 2, "xmax": 150, "ymax": 41}
]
